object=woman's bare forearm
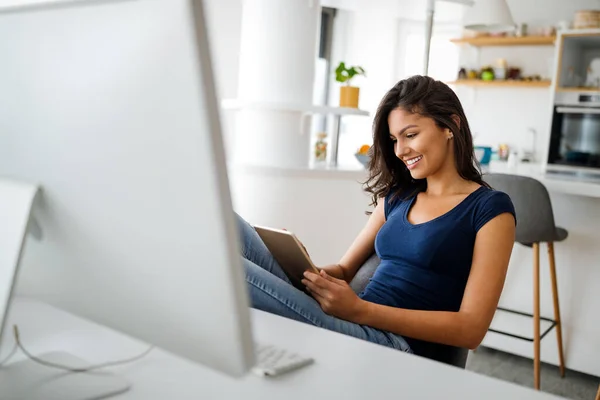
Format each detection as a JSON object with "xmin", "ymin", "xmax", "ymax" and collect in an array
[
  {"xmin": 354, "ymin": 301, "xmax": 481, "ymax": 349},
  {"xmin": 320, "ymin": 264, "xmax": 345, "ymax": 280}
]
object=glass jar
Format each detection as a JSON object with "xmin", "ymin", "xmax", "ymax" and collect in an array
[{"xmin": 314, "ymin": 132, "xmax": 328, "ymax": 163}]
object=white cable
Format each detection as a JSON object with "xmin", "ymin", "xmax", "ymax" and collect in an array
[{"xmin": 12, "ymin": 325, "xmax": 154, "ymax": 373}]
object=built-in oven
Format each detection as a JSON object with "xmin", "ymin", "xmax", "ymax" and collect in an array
[{"xmin": 547, "ymin": 91, "xmax": 600, "ymax": 180}]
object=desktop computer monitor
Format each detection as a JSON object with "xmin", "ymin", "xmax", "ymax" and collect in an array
[{"xmin": 0, "ymin": 0, "xmax": 254, "ymax": 378}]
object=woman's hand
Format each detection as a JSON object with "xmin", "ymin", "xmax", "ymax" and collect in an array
[
  {"xmin": 318, "ymin": 264, "xmax": 345, "ymax": 280},
  {"xmin": 302, "ymin": 270, "xmax": 367, "ymax": 322}
]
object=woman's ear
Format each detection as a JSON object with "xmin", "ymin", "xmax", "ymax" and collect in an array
[{"xmin": 451, "ymin": 114, "xmax": 461, "ymax": 130}]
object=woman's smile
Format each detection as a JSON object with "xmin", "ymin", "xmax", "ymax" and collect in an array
[{"xmin": 404, "ymin": 155, "xmax": 423, "ymax": 170}]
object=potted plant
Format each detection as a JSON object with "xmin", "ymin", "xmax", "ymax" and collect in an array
[{"xmin": 335, "ymin": 62, "xmax": 365, "ymax": 108}]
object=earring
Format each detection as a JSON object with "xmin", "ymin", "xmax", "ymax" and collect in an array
[{"xmin": 447, "ymin": 133, "xmax": 454, "ymax": 140}]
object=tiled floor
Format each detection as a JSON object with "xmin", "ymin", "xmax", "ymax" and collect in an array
[{"xmin": 466, "ymin": 347, "xmax": 599, "ymax": 400}]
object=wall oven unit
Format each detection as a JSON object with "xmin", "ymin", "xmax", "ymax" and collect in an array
[{"xmin": 548, "ymin": 91, "xmax": 600, "ymax": 180}]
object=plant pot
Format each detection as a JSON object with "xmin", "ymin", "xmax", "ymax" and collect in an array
[{"xmin": 339, "ymin": 86, "xmax": 360, "ymax": 108}]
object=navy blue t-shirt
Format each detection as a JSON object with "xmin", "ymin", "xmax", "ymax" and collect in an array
[
  {"xmin": 360, "ymin": 186, "xmax": 515, "ymax": 312},
  {"xmin": 359, "ymin": 186, "xmax": 515, "ymax": 356}
]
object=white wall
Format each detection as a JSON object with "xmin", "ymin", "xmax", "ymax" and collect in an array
[
  {"xmin": 505, "ymin": 0, "xmax": 600, "ymax": 28},
  {"xmin": 203, "ymin": 0, "xmax": 243, "ymax": 152},
  {"xmin": 328, "ymin": 0, "xmax": 401, "ymax": 166},
  {"xmin": 230, "ymin": 169, "xmax": 371, "ymax": 266},
  {"xmin": 328, "ymin": 0, "xmax": 600, "ymax": 25},
  {"xmin": 204, "ymin": 0, "xmax": 242, "ymax": 101},
  {"xmin": 323, "ymin": 0, "xmax": 466, "ymax": 22}
]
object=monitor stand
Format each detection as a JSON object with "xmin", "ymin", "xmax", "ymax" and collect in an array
[
  {"xmin": 0, "ymin": 178, "xmax": 41, "ymax": 341},
  {"xmin": 0, "ymin": 178, "xmax": 131, "ymax": 399},
  {"xmin": 0, "ymin": 351, "xmax": 131, "ymax": 400}
]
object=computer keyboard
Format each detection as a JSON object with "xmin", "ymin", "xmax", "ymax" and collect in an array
[{"xmin": 252, "ymin": 344, "xmax": 314, "ymax": 377}]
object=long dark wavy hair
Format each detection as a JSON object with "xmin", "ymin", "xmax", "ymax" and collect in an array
[{"xmin": 364, "ymin": 75, "xmax": 488, "ymax": 208}]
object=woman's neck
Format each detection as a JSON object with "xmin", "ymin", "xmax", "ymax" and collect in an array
[{"xmin": 424, "ymin": 167, "xmax": 474, "ymax": 197}]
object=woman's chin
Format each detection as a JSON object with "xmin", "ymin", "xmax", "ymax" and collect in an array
[{"xmin": 409, "ymin": 168, "xmax": 427, "ymax": 180}]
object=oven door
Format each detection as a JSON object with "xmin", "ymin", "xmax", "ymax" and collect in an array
[{"xmin": 547, "ymin": 106, "xmax": 600, "ymax": 176}]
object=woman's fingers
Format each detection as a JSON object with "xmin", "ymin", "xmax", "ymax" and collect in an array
[
  {"xmin": 302, "ymin": 278, "xmax": 328, "ymax": 297},
  {"xmin": 306, "ymin": 287, "xmax": 328, "ymax": 309},
  {"xmin": 319, "ymin": 270, "xmax": 344, "ymax": 285},
  {"xmin": 303, "ymin": 271, "xmax": 331, "ymax": 289},
  {"xmin": 306, "ymin": 286, "xmax": 323, "ymax": 300}
]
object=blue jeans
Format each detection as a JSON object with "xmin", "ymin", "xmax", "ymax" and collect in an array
[{"xmin": 237, "ymin": 214, "xmax": 412, "ymax": 353}]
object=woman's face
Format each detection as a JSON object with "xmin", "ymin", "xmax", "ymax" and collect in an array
[{"xmin": 387, "ymin": 107, "xmax": 454, "ymax": 180}]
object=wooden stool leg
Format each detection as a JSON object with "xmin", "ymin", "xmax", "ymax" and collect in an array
[
  {"xmin": 533, "ymin": 242, "xmax": 541, "ymax": 390},
  {"xmin": 547, "ymin": 242, "xmax": 565, "ymax": 378},
  {"xmin": 596, "ymin": 384, "xmax": 600, "ymax": 400}
]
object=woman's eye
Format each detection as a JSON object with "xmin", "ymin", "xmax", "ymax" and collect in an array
[
  {"xmin": 389, "ymin": 137, "xmax": 397, "ymax": 142},
  {"xmin": 406, "ymin": 133, "xmax": 417, "ymax": 139}
]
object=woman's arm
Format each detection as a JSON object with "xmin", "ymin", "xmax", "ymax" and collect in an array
[
  {"xmin": 321, "ymin": 201, "xmax": 386, "ymax": 282},
  {"xmin": 304, "ymin": 212, "xmax": 515, "ymax": 349},
  {"xmin": 354, "ymin": 212, "xmax": 515, "ymax": 349}
]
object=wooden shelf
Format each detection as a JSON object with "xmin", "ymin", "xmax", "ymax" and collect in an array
[
  {"xmin": 448, "ymin": 80, "xmax": 552, "ymax": 88},
  {"xmin": 450, "ymin": 36, "xmax": 556, "ymax": 46}
]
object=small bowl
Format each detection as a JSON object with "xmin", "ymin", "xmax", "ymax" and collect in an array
[{"xmin": 355, "ymin": 153, "xmax": 370, "ymax": 168}]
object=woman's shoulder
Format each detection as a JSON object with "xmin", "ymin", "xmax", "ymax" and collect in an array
[
  {"xmin": 383, "ymin": 186, "xmax": 416, "ymax": 219},
  {"xmin": 474, "ymin": 186, "xmax": 514, "ymax": 207},
  {"xmin": 470, "ymin": 186, "xmax": 516, "ymax": 232}
]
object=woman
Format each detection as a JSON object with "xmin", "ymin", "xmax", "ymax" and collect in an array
[{"xmin": 238, "ymin": 75, "xmax": 516, "ymax": 357}]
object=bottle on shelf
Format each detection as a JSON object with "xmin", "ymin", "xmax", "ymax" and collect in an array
[{"xmin": 314, "ymin": 132, "xmax": 328, "ymax": 164}]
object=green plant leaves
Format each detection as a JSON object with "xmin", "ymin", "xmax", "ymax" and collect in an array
[{"xmin": 335, "ymin": 62, "xmax": 366, "ymax": 85}]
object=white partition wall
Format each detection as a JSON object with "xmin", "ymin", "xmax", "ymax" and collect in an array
[{"xmin": 226, "ymin": 0, "xmax": 321, "ymax": 168}]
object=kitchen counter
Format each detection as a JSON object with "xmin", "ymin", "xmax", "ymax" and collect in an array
[
  {"xmin": 229, "ymin": 161, "xmax": 600, "ymax": 198},
  {"xmin": 486, "ymin": 161, "xmax": 600, "ymax": 198}
]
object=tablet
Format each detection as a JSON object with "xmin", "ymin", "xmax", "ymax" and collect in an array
[{"xmin": 253, "ymin": 226, "xmax": 319, "ymax": 290}]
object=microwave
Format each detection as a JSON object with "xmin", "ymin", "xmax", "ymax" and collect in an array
[{"xmin": 547, "ymin": 91, "xmax": 600, "ymax": 179}]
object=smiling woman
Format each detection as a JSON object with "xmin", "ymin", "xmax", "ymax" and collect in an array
[
  {"xmin": 366, "ymin": 75, "xmax": 488, "ymax": 205},
  {"xmin": 239, "ymin": 75, "xmax": 516, "ymax": 362}
]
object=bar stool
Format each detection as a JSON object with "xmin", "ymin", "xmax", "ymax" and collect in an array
[
  {"xmin": 484, "ymin": 173, "xmax": 567, "ymax": 391},
  {"xmin": 596, "ymin": 384, "xmax": 600, "ymax": 400}
]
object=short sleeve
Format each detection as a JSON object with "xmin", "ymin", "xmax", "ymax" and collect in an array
[
  {"xmin": 474, "ymin": 191, "xmax": 516, "ymax": 232},
  {"xmin": 384, "ymin": 194, "xmax": 392, "ymax": 220},
  {"xmin": 384, "ymin": 191, "xmax": 403, "ymax": 220}
]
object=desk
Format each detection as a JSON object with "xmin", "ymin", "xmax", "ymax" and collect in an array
[{"xmin": 2, "ymin": 298, "xmax": 565, "ymax": 399}]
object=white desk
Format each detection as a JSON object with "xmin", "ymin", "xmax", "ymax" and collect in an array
[{"xmin": 2, "ymin": 298, "xmax": 565, "ymax": 399}]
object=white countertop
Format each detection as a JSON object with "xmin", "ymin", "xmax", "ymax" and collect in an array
[
  {"xmin": 229, "ymin": 162, "xmax": 600, "ymax": 198},
  {"xmin": 486, "ymin": 161, "xmax": 600, "ymax": 198},
  {"xmin": 229, "ymin": 163, "xmax": 368, "ymax": 180}
]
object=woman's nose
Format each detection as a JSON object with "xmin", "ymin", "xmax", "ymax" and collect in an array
[{"xmin": 395, "ymin": 142, "xmax": 409, "ymax": 158}]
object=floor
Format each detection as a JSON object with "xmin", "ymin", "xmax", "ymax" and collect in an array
[{"xmin": 466, "ymin": 347, "xmax": 600, "ymax": 400}]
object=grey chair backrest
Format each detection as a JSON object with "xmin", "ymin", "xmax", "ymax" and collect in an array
[
  {"xmin": 484, "ymin": 173, "xmax": 557, "ymax": 244},
  {"xmin": 350, "ymin": 254, "xmax": 469, "ymax": 369}
]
